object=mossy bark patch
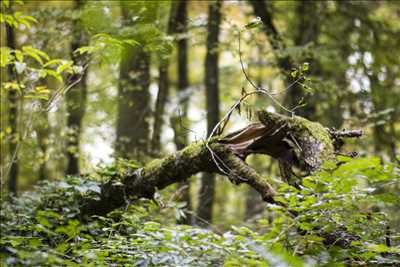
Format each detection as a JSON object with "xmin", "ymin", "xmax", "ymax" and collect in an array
[{"xmin": 257, "ymin": 111, "xmax": 335, "ymax": 172}]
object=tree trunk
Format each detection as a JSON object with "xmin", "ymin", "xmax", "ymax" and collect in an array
[
  {"xmin": 171, "ymin": 0, "xmax": 190, "ymax": 153},
  {"xmin": 245, "ymin": 187, "xmax": 263, "ymax": 220},
  {"xmin": 65, "ymin": 0, "xmax": 88, "ymax": 175},
  {"xmin": 245, "ymin": 159, "xmax": 272, "ymax": 220},
  {"xmin": 151, "ymin": 2, "xmax": 179, "ymax": 154},
  {"xmin": 36, "ymin": 111, "xmax": 49, "ymax": 180},
  {"xmin": 6, "ymin": 10, "xmax": 18, "ymax": 195},
  {"xmin": 116, "ymin": 4, "xmax": 151, "ymax": 160},
  {"xmin": 172, "ymin": 1, "xmax": 193, "ymax": 225},
  {"xmin": 82, "ymin": 110, "xmax": 361, "ymax": 248},
  {"xmin": 197, "ymin": 0, "xmax": 222, "ymax": 226},
  {"xmin": 369, "ymin": 72, "xmax": 392, "ymax": 159},
  {"xmin": 151, "ymin": 64, "xmax": 169, "ymax": 155}
]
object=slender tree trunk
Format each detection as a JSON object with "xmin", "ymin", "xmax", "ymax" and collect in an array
[
  {"xmin": 369, "ymin": 72, "xmax": 398, "ymax": 161},
  {"xmin": 151, "ymin": 3, "xmax": 178, "ymax": 154},
  {"xmin": 388, "ymin": 117, "xmax": 398, "ymax": 162},
  {"xmin": 149, "ymin": 1, "xmax": 193, "ymax": 224},
  {"xmin": 369, "ymin": 72, "xmax": 388, "ymax": 157},
  {"xmin": 245, "ymin": 187, "xmax": 263, "ymax": 220},
  {"xmin": 197, "ymin": 0, "xmax": 221, "ymax": 226},
  {"xmin": 6, "ymin": 10, "xmax": 18, "ymax": 195},
  {"xmin": 36, "ymin": 111, "xmax": 49, "ymax": 180},
  {"xmin": 171, "ymin": 0, "xmax": 190, "ymax": 152},
  {"xmin": 116, "ymin": 5, "xmax": 151, "ymax": 160},
  {"xmin": 151, "ymin": 65, "xmax": 169, "ymax": 154},
  {"xmin": 174, "ymin": 1, "xmax": 193, "ymax": 225},
  {"xmin": 245, "ymin": 160, "xmax": 272, "ymax": 220},
  {"xmin": 65, "ymin": 0, "xmax": 88, "ymax": 175}
]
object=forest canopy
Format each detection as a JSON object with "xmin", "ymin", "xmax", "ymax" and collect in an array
[{"xmin": 1, "ymin": 0, "xmax": 399, "ymax": 266}]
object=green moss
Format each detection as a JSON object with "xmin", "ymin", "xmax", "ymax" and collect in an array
[
  {"xmin": 144, "ymin": 158, "xmax": 164, "ymax": 173},
  {"xmin": 181, "ymin": 140, "xmax": 206, "ymax": 158},
  {"xmin": 291, "ymin": 116, "xmax": 333, "ymax": 150},
  {"xmin": 289, "ymin": 116, "xmax": 335, "ymax": 167},
  {"xmin": 257, "ymin": 110, "xmax": 335, "ymax": 167}
]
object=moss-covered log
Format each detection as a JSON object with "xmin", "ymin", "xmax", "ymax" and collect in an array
[
  {"xmin": 80, "ymin": 111, "xmax": 363, "ymax": 248},
  {"xmin": 82, "ymin": 139, "xmax": 277, "ymax": 216},
  {"xmin": 82, "ymin": 111, "xmax": 361, "ymax": 217}
]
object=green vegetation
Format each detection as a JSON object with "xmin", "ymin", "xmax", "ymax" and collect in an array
[
  {"xmin": 1, "ymin": 157, "xmax": 399, "ymax": 266},
  {"xmin": 1, "ymin": 0, "xmax": 399, "ymax": 266}
]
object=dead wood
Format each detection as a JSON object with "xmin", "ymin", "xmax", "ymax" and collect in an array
[{"xmin": 81, "ymin": 111, "xmax": 362, "ymax": 247}]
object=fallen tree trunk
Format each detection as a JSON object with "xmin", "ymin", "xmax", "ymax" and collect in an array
[
  {"xmin": 82, "ymin": 137, "xmax": 277, "ymax": 216},
  {"xmin": 82, "ymin": 111, "xmax": 361, "ymax": 215},
  {"xmin": 81, "ymin": 110, "xmax": 362, "ymax": 247}
]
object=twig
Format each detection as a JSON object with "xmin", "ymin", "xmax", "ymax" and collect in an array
[
  {"xmin": 45, "ymin": 60, "xmax": 90, "ymax": 112},
  {"xmin": 238, "ymin": 29, "xmax": 295, "ymax": 116},
  {"xmin": 329, "ymin": 129, "xmax": 363, "ymax": 138},
  {"xmin": 203, "ymin": 27, "xmax": 303, "ymax": 183}
]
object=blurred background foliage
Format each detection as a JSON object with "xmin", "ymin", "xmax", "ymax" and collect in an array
[{"xmin": 0, "ymin": 0, "xmax": 399, "ymax": 266}]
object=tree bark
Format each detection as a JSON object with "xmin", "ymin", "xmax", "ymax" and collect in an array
[
  {"xmin": 36, "ymin": 111, "xmax": 49, "ymax": 180},
  {"xmin": 83, "ymin": 132, "xmax": 276, "ymax": 217},
  {"xmin": 151, "ymin": 63, "xmax": 169, "ymax": 154},
  {"xmin": 151, "ymin": 2, "xmax": 179, "ymax": 154},
  {"xmin": 65, "ymin": 0, "xmax": 88, "ymax": 175},
  {"xmin": 197, "ymin": 0, "xmax": 222, "ymax": 226},
  {"xmin": 6, "ymin": 1, "xmax": 18, "ymax": 195},
  {"xmin": 245, "ymin": 187, "xmax": 263, "ymax": 220},
  {"xmin": 171, "ymin": 0, "xmax": 190, "ymax": 153},
  {"xmin": 172, "ymin": 1, "xmax": 193, "ymax": 225},
  {"xmin": 116, "ymin": 3, "xmax": 151, "ymax": 160}
]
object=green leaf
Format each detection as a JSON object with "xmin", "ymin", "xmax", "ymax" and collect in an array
[
  {"xmin": 336, "ymin": 155, "xmax": 352, "ymax": 163},
  {"xmin": 20, "ymin": 15, "xmax": 38, "ymax": 24},
  {"xmin": 367, "ymin": 243, "xmax": 391, "ymax": 253},
  {"xmin": 14, "ymin": 49, "xmax": 23, "ymax": 62},
  {"xmin": 46, "ymin": 69, "xmax": 63, "ymax": 82},
  {"xmin": 44, "ymin": 59, "xmax": 63, "ymax": 67},
  {"xmin": 123, "ymin": 39, "xmax": 140, "ymax": 47},
  {"xmin": 245, "ymin": 17, "xmax": 262, "ymax": 29},
  {"xmin": 302, "ymin": 62, "xmax": 309, "ymax": 71},
  {"xmin": 28, "ymin": 238, "xmax": 42, "ymax": 248},
  {"xmin": 22, "ymin": 46, "xmax": 50, "ymax": 65},
  {"xmin": 22, "ymin": 46, "xmax": 43, "ymax": 65},
  {"xmin": 56, "ymin": 60, "xmax": 73, "ymax": 74},
  {"xmin": 74, "ymin": 46, "xmax": 97, "ymax": 55},
  {"xmin": 6, "ymin": 236, "xmax": 24, "ymax": 247}
]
